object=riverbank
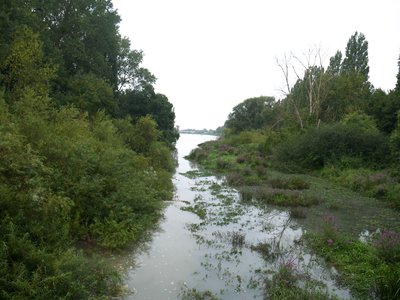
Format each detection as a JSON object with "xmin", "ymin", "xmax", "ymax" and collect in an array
[{"xmin": 186, "ymin": 135, "xmax": 400, "ymax": 299}]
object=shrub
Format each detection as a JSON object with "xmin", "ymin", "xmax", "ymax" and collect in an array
[
  {"xmin": 225, "ymin": 130, "xmax": 265, "ymax": 146},
  {"xmin": 216, "ymin": 158, "xmax": 231, "ymax": 169},
  {"xmin": 273, "ymin": 124, "xmax": 390, "ymax": 171}
]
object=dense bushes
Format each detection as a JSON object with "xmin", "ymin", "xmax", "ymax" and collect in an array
[
  {"xmin": 0, "ymin": 90, "xmax": 174, "ymax": 298},
  {"xmin": 0, "ymin": 2, "xmax": 179, "ymax": 298},
  {"xmin": 273, "ymin": 123, "xmax": 390, "ymax": 171}
]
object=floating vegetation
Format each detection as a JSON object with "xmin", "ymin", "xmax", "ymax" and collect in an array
[
  {"xmin": 179, "ymin": 287, "xmax": 221, "ymax": 300},
  {"xmin": 180, "ymin": 170, "xmax": 213, "ymax": 178},
  {"xmin": 181, "ymin": 204, "xmax": 207, "ymax": 220}
]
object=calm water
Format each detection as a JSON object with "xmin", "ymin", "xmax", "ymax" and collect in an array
[{"xmin": 123, "ymin": 134, "xmax": 350, "ymax": 300}]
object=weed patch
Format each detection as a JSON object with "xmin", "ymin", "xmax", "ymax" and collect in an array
[
  {"xmin": 306, "ymin": 215, "xmax": 400, "ymax": 299},
  {"xmin": 256, "ymin": 189, "xmax": 320, "ymax": 207},
  {"xmin": 269, "ymin": 177, "xmax": 310, "ymax": 190},
  {"xmin": 264, "ymin": 259, "xmax": 337, "ymax": 300}
]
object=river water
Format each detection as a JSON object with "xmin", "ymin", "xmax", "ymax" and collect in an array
[{"xmin": 123, "ymin": 134, "xmax": 350, "ymax": 300}]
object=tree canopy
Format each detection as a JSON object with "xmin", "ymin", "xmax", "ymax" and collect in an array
[{"xmin": 225, "ymin": 96, "xmax": 278, "ymax": 133}]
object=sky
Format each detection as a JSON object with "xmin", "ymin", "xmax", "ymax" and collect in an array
[{"xmin": 112, "ymin": 0, "xmax": 400, "ymax": 130}]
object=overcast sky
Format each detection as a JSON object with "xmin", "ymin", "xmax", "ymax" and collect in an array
[{"xmin": 113, "ymin": 0, "xmax": 400, "ymax": 130}]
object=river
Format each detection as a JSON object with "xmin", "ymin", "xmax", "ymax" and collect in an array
[{"xmin": 122, "ymin": 133, "xmax": 350, "ymax": 299}]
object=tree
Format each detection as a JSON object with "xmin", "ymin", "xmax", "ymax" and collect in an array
[
  {"xmin": 116, "ymin": 37, "xmax": 156, "ymax": 92},
  {"xmin": 276, "ymin": 54, "xmax": 304, "ymax": 129},
  {"xmin": 0, "ymin": 26, "xmax": 56, "ymax": 98},
  {"xmin": 342, "ymin": 32, "xmax": 369, "ymax": 80},
  {"xmin": 277, "ymin": 48, "xmax": 328, "ymax": 127},
  {"xmin": 292, "ymin": 48, "xmax": 327, "ymax": 120},
  {"xmin": 327, "ymin": 50, "xmax": 342, "ymax": 76},
  {"xmin": 60, "ymin": 72, "xmax": 116, "ymax": 116},
  {"xmin": 117, "ymin": 87, "xmax": 179, "ymax": 147},
  {"xmin": 366, "ymin": 89, "xmax": 400, "ymax": 134},
  {"xmin": 320, "ymin": 71, "xmax": 370, "ymax": 122},
  {"xmin": 396, "ymin": 53, "xmax": 400, "ymax": 94},
  {"xmin": 30, "ymin": 0, "xmax": 121, "ymax": 91},
  {"xmin": 225, "ymin": 96, "xmax": 277, "ymax": 133},
  {"xmin": 319, "ymin": 32, "xmax": 372, "ymax": 121}
]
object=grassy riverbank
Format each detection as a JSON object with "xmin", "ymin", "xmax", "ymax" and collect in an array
[{"xmin": 187, "ymin": 133, "xmax": 400, "ymax": 299}]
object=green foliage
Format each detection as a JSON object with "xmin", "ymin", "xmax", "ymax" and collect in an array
[
  {"xmin": 306, "ymin": 217, "xmax": 400, "ymax": 299},
  {"xmin": 327, "ymin": 50, "xmax": 342, "ymax": 76},
  {"xmin": 0, "ymin": 1, "xmax": 178, "ymax": 298},
  {"xmin": 342, "ymin": 31, "xmax": 369, "ymax": 80},
  {"xmin": 396, "ymin": 53, "xmax": 400, "ymax": 94},
  {"xmin": 256, "ymin": 189, "xmax": 319, "ymax": 207},
  {"xmin": 131, "ymin": 115, "xmax": 160, "ymax": 153},
  {"xmin": 273, "ymin": 124, "xmax": 390, "ymax": 171},
  {"xmin": 0, "ymin": 26, "xmax": 56, "ymax": 98},
  {"xmin": 0, "ymin": 88, "xmax": 174, "ymax": 297},
  {"xmin": 225, "ymin": 96, "xmax": 277, "ymax": 133},
  {"xmin": 117, "ymin": 37, "xmax": 156, "ymax": 91},
  {"xmin": 117, "ymin": 89, "xmax": 179, "ymax": 147},
  {"xmin": 390, "ymin": 112, "xmax": 400, "ymax": 165},
  {"xmin": 60, "ymin": 73, "xmax": 116, "ymax": 116},
  {"xmin": 340, "ymin": 111, "xmax": 379, "ymax": 133},
  {"xmin": 224, "ymin": 130, "xmax": 265, "ymax": 146},
  {"xmin": 321, "ymin": 72, "xmax": 372, "ymax": 122},
  {"xmin": 0, "ymin": 217, "xmax": 122, "ymax": 300},
  {"xmin": 366, "ymin": 89, "xmax": 400, "ymax": 134}
]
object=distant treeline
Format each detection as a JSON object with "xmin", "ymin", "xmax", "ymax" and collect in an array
[{"xmin": 180, "ymin": 127, "xmax": 223, "ymax": 136}]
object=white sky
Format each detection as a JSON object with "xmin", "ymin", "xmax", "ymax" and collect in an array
[{"xmin": 113, "ymin": 0, "xmax": 400, "ymax": 130}]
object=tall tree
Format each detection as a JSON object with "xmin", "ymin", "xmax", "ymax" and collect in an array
[
  {"xmin": 342, "ymin": 32, "xmax": 369, "ymax": 80},
  {"xmin": 396, "ymin": 53, "xmax": 400, "ymax": 94},
  {"xmin": 30, "ymin": 0, "xmax": 121, "ymax": 91},
  {"xmin": 327, "ymin": 50, "xmax": 342, "ymax": 76}
]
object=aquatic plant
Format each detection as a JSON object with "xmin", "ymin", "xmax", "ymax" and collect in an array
[{"xmin": 180, "ymin": 288, "xmax": 220, "ymax": 300}]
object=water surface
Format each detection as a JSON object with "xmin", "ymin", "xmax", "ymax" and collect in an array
[{"xmin": 123, "ymin": 134, "xmax": 350, "ymax": 299}]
